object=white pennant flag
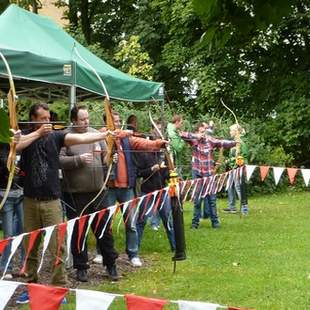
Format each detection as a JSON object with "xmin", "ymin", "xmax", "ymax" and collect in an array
[
  {"xmin": 145, "ymin": 191, "xmax": 157, "ymax": 216},
  {"xmin": 76, "ymin": 289, "xmax": 116, "ymax": 310},
  {"xmin": 82, "ymin": 212, "xmax": 97, "ymax": 251},
  {"xmin": 99, "ymin": 205, "xmax": 117, "ymax": 239},
  {"xmin": 273, "ymin": 167, "xmax": 285, "ymax": 185},
  {"xmin": 37, "ymin": 225, "xmax": 55, "ymax": 273},
  {"xmin": 159, "ymin": 188, "xmax": 168, "ymax": 211},
  {"xmin": 1, "ymin": 233, "xmax": 26, "ymax": 279},
  {"xmin": 177, "ymin": 300, "xmax": 220, "ymax": 310},
  {"xmin": 0, "ymin": 280, "xmax": 20, "ymax": 310},
  {"xmin": 301, "ymin": 169, "xmax": 310, "ymax": 186},
  {"xmin": 66, "ymin": 218, "xmax": 76, "ymax": 262},
  {"xmin": 246, "ymin": 165, "xmax": 256, "ymax": 181}
]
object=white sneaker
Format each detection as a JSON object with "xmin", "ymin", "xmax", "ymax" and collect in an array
[
  {"xmin": 93, "ymin": 254, "xmax": 103, "ymax": 264},
  {"xmin": 3, "ymin": 273, "xmax": 13, "ymax": 280},
  {"xmin": 130, "ymin": 257, "xmax": 142, "ymax": 267}
]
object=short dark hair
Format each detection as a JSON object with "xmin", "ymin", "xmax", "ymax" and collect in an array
[
  {"xmin": 103, "ymin": 110, "xmax": 120, "ymax": 124},
  {"xmin": 29, "ymin": 103, "xmax": 49, "ymax": 120},
  {"xmin": 70, "ymin": 105, "xmax": 87, "ymax": 122},
  {"xmin": 195, "ymin": 122, "xmax": 204, "ymax": 132}
]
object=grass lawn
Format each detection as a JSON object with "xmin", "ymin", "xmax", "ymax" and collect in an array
[{"xmin": 7, "ymin": 190, "xmax": 310, "ymax": 309}]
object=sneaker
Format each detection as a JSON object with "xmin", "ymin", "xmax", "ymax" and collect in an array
[
  {"xmin": 151, "ymin": 225, "xmax": 159, "ymax": 231},
  {"xmin": 16, "ymin": 291, "xmax": 29, "ymax": 304},
  {"xmin": 93, "ymin": 254, "xmax": 103, "ymax": 264},
  {"xmin": 130, "ymin": 257, "xmax": 142, "ymax": 267},
  {"xmin": 76, "ymin": 269, "xmax": 88, "ymax": 282},
  {"xmin": 106, "ymin": 264, "xmax": 119, "ymax": 281},
  {"xmin": 61, "ymin": 297, "xmax": 68, "ymax": 304},
  {"xmin": 212, "ymin": 222, "xmax": 220, "ymax": 229},
  {"xmin": 241, "ymin": 207, "xmax": 248, "ymax": 215},
  {"xmin": 3, "ymin": 273, "xmax": 13, "ymax": 280},
  {"xmin": 223, "ymin": 208, "xmax": 237, "ymax": 213}
]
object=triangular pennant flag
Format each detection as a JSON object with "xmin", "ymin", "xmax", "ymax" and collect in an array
[
  {"xmin": 66, "ymin": 218, "xmax": 76, "ymax": 262},
  {"xmin": 183, "ymin": 180, "xmax": 194, "ymax": 202},
  {"xmin": 260, "ymin": 166, "xmax": 270, "ymax": 181},
  {"xmin": 190, "ymin": 178, "xmax": 200, "ymax": 201},
  {"xmin": 82, "ymin": 212, "xmax": 97, "ymax": 251},
  {"xmin": 55, "ymin": 222, "xmax": 67, "ymax": 266},
  {"xmin": 301, "ymin": 169, "xmax": 310, "ymax": 186},
  {"xmin": 28, "ymin": 283, "xmax": 68, "ymax": 310},
  {"xmin": 287, "ymin": 167, "xmax": 298, "ymax": 184},
  {"xmin": 245, "ymin": 165, "xmax": 256, "ymax": 182},
  {"xmin": 228, "ymin": 307, "xmax": 252, "ymax": 310},
  {"xmin": 225, "ymin": 170, "xmax": 234, "ymax": 191},
  {"xmin": 93, "ymin": 209, "xmax": 107, "ymax": 234},
  {"xmin": 0, "ymin": 280, "xmax": 20, "ymax": 310},
  {"xmin": 2, "ymin": 233, "xmax": 26, "ymax": 279},
  {"xmin": 125, "ymin": 294, "xmax": 168, "ymax": 310},
  {"xmin": 145, "ymin": 192, "xmax": 158, "ymax": 216},
  {"xmin": 0, "ymin": 239, "xmax": 10, "ymax": 255},
  {"xmin": 21, "ymin": 229, "xmax": 41, "ymax": 274},
  {"xmin": 99, "ymin": 205, "xmax": 117, "ymax": 239},
  {"xmin": 77, "ymin": 215, "xmax": 89, "ymax": 253},
  {"xmin": 177, "ymin": 300, "xmax": 220, "ymax": 310},
  {"xmin": 273, "ymin": 167, "xmax": 285, "ymax": 185},
  {"xmin": 76, "ymin": 289, "xmax": 116, "ymax": 310},
  {"xmin": 159, "ymin": 188, "xmax": 169, "ymax": 211},
  {"xmin": 37, "ymin": 226, "xmax": 55, "ymax": 273}
]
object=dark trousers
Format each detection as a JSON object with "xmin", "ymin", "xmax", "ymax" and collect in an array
[{"xmin": 63, "ymin": 192, "xmax": 118, "ymax": 270}]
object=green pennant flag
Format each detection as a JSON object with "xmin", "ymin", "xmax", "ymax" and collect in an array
[{"xmin": 0, "ymin": 108, "xmax": 11, "ymax": 143}]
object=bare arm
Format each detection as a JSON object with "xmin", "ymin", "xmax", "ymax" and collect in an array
[
  {"xmin": 64, "ymin": 131, "xmax": 108, "ymax": 147},
  {"xmin": 16, "ymin": 124, "xmax": 53, "ymax": 152}
]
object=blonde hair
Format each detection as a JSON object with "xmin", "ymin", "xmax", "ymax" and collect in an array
[{"xmin": 230, "ymin": 124, "xmax": 245, "ymax": 135}]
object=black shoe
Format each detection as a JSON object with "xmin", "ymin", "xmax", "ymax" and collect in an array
[
  {"xmin": 76, "ymin": 269, "xmax": 88, "ymax": 282},
  {"xmin": 106, "ymin": 264, "xmax": 119, "ymax": 281},
  {"xmin": 212, "ymin": 222, "xmax": 220, "ymax": 229},
  {"xmin": 191, "ymin": 224, "xmax": 198, "ymax": 229}
]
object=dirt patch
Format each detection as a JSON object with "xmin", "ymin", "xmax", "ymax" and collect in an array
[{"xmin": 6, "ymin": 252, "xmax": 149, "ymax": 309}]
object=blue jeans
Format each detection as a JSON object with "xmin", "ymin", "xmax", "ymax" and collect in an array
[
  {"xmin": 104, "ymin": 188, "xmax": 138, "ymax": 259},
  {"xmin": 137, "ymin": 192, "xmax": 175, "ymax": 251},
  {"xmin": 0, "ymin": 195, "xmax": 25, "ymax": 272},
  {"xmin": 192, "ymin": 172, "xmax": 219, "ymax": 227},
  {"xmin": 227, "ymin": 175, "xmax": 248, "ymax": 212},
  {"xmin": 150, "ymin": 211, "xmax": 160, "ymax": 228}
]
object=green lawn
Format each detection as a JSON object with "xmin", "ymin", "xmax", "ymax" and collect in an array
[
  {"xmin": 10, "ymin": 191, "xmax": 310, "ymax": 309},
  {"xmin": 92, "ymin": 191, "xmax": 310, "ymax": 310}
]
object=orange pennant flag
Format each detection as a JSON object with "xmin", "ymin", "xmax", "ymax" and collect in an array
[
  {"xmin": 260, "ymin": 166, "xmax": 270, "ymax": 181},
  {"xmin": 287, "ymin": 168, "xmax": 298, "ymax": 184},
  {"xmin": 28, "ymin": 283, "xmax": 68, "ymax": 310},
  {"xmin": 125, "ymin": 294, "xmax": 168, "ymax": 310}
]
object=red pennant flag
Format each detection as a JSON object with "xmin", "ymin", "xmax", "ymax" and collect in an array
[
  {"xmin": 153, "ymin": 189, "xmax": 164, "ymax": 213},
  {"xmin": 55, "ymin": 222, "xmax": 67, "ymax": 266},
  {"xmin": 287, "ymin": 168, "xmax": 298, "ymax": 184},
  {"xmin": 77, "ymin": 215, "xmax": 89, "ymax": 253},
  {"xmin": 260, "ymin": 166, "xmax": 270, "ymax": 181},
  {"xmin": 125, "ymin": 294, "xmax": 168, "ymax": 310},
  {"xmin": 28, "ymin": 283, "xmax": 68, "ymax": 310},
  {"xmin": 124, "ymin": 198, "xmax": 138, "ymax": 225},
  {"xmin": 93, "ymin": 209, "xmax": 107, "ymax": 234},
  {"xmin": 139, "ymin": 194, "xmax": 152, "ymax": 221},
  {"xmin": 0, "ymin": 239, "xmax": 10, "ymax": 255},
  {"xmin": 228, "ymin": 307, "xmax": 252, "ymax": 310},
  {"xmin": 21, "ymin": 229, "xmax": 41, "ymax": 273}
]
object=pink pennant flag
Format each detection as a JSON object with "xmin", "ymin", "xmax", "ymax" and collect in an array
[
  {"xmin": 177, "ymin": 300, "xmax": 220, "ymax": 310},
  {"xmin": 260, "ymin": 166, "xmax": 270, "ymax": 181},
  {"xmin": 0, "ymin": 280, "xmax": 20, "ymax": 310},
  {"xmin": 28, "ymin": 283, "xmax": 68, "ymax": 310},
  {"xmin": 287, "ymin": 168, "xmax": 298, "ymax": 184},
  {"xmin": 76, "ymin": 289, "xmax": 116, "ymax": 310},
  {"xmin": 125, "ymin": 294, "xmax": 168, "ymax": 310}
]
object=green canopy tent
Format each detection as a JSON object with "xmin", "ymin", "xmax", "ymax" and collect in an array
[{"xmin": 0, "ymin": 4, "xmax": 164, "ymax": 104}]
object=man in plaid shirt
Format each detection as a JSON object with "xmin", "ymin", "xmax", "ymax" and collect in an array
[{"xmin": 180, "ymin": 122, "xmax": 236, "ymax": 229}]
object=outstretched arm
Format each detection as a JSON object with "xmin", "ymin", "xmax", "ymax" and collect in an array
[{"xmin": 64, "ymin": 131, "xmax": 108, "ymax": 147}]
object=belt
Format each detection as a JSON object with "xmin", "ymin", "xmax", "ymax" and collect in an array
[{"xmin": 30, "ymin": 196, "xmax": 58, "ymax": 201}]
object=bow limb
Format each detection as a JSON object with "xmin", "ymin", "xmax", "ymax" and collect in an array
[
  {"xmin": 0, "ymin": 51, "xmax": 18, "ymax": 210},
  {"xmin": 148, "ymin": 111, "xmax": 175, "ymax": 172},
  {"xmin": 73, "ymin": 47, "xmax": 113, "ymax": 216}
]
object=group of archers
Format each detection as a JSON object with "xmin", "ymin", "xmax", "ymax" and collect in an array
[{"xmin": 0, "ymin": 103, "xmax": 248, "ymax": 297}]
